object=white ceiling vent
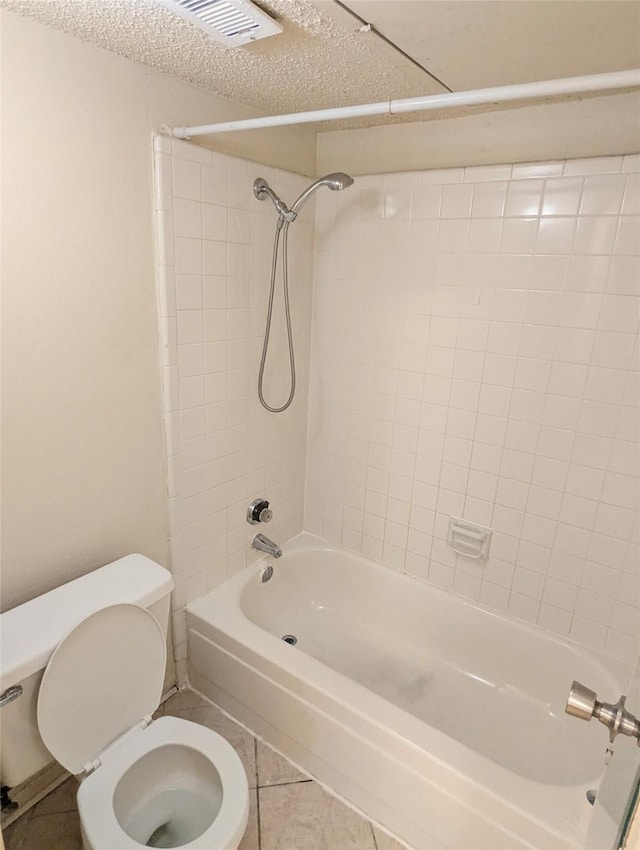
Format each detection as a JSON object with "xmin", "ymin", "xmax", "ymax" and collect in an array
[{"xmin": 160, "ymin": 0, "xmax": 282, "ymax": 47}]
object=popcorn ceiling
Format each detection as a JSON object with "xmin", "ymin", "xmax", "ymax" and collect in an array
[
  {"xmin": 2, "ymin": 0, "xmax": 606, "ymax": 134},
  {"xmin": 1, "ymin": 0, "xmax": 435, "ymax": 115}
]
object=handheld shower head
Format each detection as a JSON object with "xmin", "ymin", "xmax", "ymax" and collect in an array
[
  {"xmin": 322, "ymin": 172, "xmax": 356, "ymax": 191},
  {"xmin": 253, "ymin": 173, "xmax": 355, "ymax": 222},
  {"xmin": 253, "ymin": 168, "xmax": 354, "ymax": 414},
  {"xmin": 289, "ymin": 172, "xmax": 355, "ymax": 216}
]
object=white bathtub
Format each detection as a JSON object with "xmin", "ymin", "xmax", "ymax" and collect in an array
[{"xmin": 186, "ymin": 533, "xmax": 626, "ymax": 850}]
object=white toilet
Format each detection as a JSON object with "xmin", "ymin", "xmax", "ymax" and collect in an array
[{"xmin": 0, "ymin": 555, "xmax": 249, "ymax": 849}]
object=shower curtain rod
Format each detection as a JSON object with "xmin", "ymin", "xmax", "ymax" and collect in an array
[{"xmin": 171, "ymin": 69, "xmax": 640, "ymax": 139}]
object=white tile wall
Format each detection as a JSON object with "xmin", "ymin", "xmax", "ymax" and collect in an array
[
  {"xmin": 154, "ymin": 136, "xmax": 314, "ymax": 682},
  {"xmin": 306, "ymin": 155, "xmax": 640, "ymax": 665}
]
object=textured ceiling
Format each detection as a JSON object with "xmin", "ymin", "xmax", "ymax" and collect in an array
[
  {"xmin": 0, "ymin": 0, "xmax": 437, "ymax": 115},
  {"xmin": 2, "ymin": 0, "xmax": 639, "ymax": 130}
]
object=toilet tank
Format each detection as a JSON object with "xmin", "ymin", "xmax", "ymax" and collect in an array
[{"xmin": 0, "ymin": 555, "xmax": 174, "ymax": 788}]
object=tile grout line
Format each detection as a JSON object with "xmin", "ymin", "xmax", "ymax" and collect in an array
[
  {"xmin": 262, "ymin": 779, "xmax": 313, "ymax": 788},
  {"xmin": 32, "ymin": 806, "xmax": 77, "ymax": 818},
  {"xmin": 254, "ymin": 737, "xmax": 262, "ymax": 850},
  {"xmin": 370, "ymin": 819, "xmax": 380, "ymax": 850}
]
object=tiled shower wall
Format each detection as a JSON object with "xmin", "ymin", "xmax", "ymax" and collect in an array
[
  {"xmin": 153, "ymin": 137, "xmax": 314, "ymax": 681},
  {"xmin": 306, "ymin": 155, "xmax": 640, "ymax": 664}
]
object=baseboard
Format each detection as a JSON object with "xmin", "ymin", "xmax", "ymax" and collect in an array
[{"xmin": 0, "ymin": 761, "xmax": 69, "ymax": 829}]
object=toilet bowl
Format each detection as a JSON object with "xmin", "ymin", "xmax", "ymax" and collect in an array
[
  {"xmin": 78, "ymin": 716, "xmax": 249, "ymax": 849},
  {"xmin": 36, "ymin": 603, "xmax": 249, "ymax": 850}
]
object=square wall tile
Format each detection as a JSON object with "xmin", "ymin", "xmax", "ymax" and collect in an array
[
  {"xmin": 158, "ymin": 149, "xmax": 639, "ymax": 665},
  {"xmin": 306, "ymin": 156, "xmax": 639, "ymax": 660}
]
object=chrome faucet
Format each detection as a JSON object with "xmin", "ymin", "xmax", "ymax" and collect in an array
[{"xmin": 252, "ymin": 533, "xmax": 282, "ymax": 559}]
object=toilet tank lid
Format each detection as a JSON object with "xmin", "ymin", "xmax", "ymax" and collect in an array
[{"xmin": 0, "ymin": 555, "xmax": 174, "ymax": 691}]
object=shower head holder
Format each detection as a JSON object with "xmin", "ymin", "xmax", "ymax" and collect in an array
[{"xmin": 253, "ymin": 178, "xmax": 296, "ymax": 222}]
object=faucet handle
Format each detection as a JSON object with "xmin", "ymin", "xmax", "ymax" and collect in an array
[{"xmin": 247, "ymin": 498, "xmax": 273, "ymax": 525}]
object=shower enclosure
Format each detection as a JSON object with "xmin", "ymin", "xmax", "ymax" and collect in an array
[{"xmin": 153, "ymin": 134, "xmax": 640, "ymax": 850}]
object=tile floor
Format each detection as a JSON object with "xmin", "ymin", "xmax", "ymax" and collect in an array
[{"xmin": 3, "ymin": 689, "xmax": 408, "ymax": 850}]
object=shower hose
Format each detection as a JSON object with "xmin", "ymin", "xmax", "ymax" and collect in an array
[{"xmin": 258, "ymin": 218, "xmax": 296, "ymax": 413}]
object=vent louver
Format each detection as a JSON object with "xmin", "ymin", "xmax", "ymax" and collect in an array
[{"xmin": 160, "ymin": 0, "xmax": 282, "ymax": 47}]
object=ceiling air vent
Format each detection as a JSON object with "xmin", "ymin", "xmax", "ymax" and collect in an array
[{"xmin": 160, "ymin": 0, "xmax": 282, "ymax": 47}]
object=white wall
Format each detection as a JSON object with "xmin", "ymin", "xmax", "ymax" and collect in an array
[
  {"xmin": 154, "ymin": 139, "xmax": 314, "ymax": 682},
  {"xmin": 307, "ymin": 155, "xmax": 640, "ymax": 664},
  {"xmin": 0, "ymin": 10, "xmax": 315, "ymax": 612},
  {"xmin": 317, "ymin": 92, "xmax": 640, "ymax": 176}
]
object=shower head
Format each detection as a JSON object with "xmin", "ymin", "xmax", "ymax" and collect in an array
[
  {"xmin": 290, "ymin": 172, "xmax": 355, "ymax": 216},
  {"xmin": 320, "ymin": 172, "xmax": 355, "ymax": 191},
  {"xmin": 253, "ymin": 172, "xmax": 355, "ymax": 223}
]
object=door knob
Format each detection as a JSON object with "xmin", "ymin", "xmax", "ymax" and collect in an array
[
  {"xmin": 566, "ymin": 680, "xmax": 640, "ymax": 745},
  {"xmin": 566, "ymin": 681, "xmax": 599, "ymax": 721}
]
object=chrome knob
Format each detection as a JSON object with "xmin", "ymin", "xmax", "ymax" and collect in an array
[
  {"xmin": 565, "ymin": 680, "xmax": 640, "ymax": 745},
  {"xmin": 247, "ymin": 498, "xmax": 273, "ymax": 525},
  {"xmin": 566, "ymin": 681, "xmax": 598, "ymax": 721}
]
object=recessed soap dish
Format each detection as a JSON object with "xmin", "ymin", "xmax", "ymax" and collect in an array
[{"xmin": 447, "ymin": 517, "xmax": 492, "ymax": 560}]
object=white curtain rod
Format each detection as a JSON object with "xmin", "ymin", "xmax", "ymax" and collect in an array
[{"xmin": 171, "ymin": 69, "xmax": 640, "ymax": 139}]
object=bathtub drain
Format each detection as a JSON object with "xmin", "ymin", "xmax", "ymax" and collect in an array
[{"xmin": 281, "ymin": 634, "xmax": 298, "ymax": 645}]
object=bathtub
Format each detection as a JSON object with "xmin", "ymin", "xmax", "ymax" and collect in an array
[{"xmin": 186, "ymin": 533, "xmax": 626, "ymax": 850}]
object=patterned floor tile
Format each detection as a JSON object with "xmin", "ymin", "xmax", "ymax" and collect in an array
[
  {"xmin": 259, "ymin": 781, "xmax": 376, "ymax": 850},
  {"xmin": 238, "ymin": 788, "xmax": 260, "ymax": 850},
  {"xmin": 2, "ymin": 809, "xmax": 35, "ymax": 850},
  {"xmin": 30, "ymin": 778, "xmax": 78, "ymax": 817},
  {"xmin": 4, "ymin": 811, "xmax": 82, "ymax": 850},
  {"xmin": 256, "ymin": 740, "xmax": 309, "ymax": 787}
]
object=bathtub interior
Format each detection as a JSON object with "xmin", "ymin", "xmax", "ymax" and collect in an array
[
  {"xmin": 187, "ymin": 540, "xmax": 640, "ymax": 850},
  {"xmin": 237, "ymin": 540, "xmax": 623, "ymax": 787}
]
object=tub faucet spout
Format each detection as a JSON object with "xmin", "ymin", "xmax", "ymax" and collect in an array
[{"xmin": 252, "ymin": 533, "xmax": 282, "ymax": 559}]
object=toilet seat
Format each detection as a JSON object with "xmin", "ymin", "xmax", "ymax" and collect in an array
[
  {"xmin": 37, "ymin": 604, "xmax": 167, "ymax": 775},
  {"xmin": 77, "ymin": 715, "xmax": 249, "ymax": 849}
]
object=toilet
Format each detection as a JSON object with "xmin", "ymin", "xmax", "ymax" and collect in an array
[{"xmin": 0, "ymin": 555, "xmax": 249, "ymax": 850}]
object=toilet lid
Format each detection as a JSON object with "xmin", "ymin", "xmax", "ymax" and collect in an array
[{"xmin": 37, "ymin": 604, "xmax": 166, "ymax": 775}]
